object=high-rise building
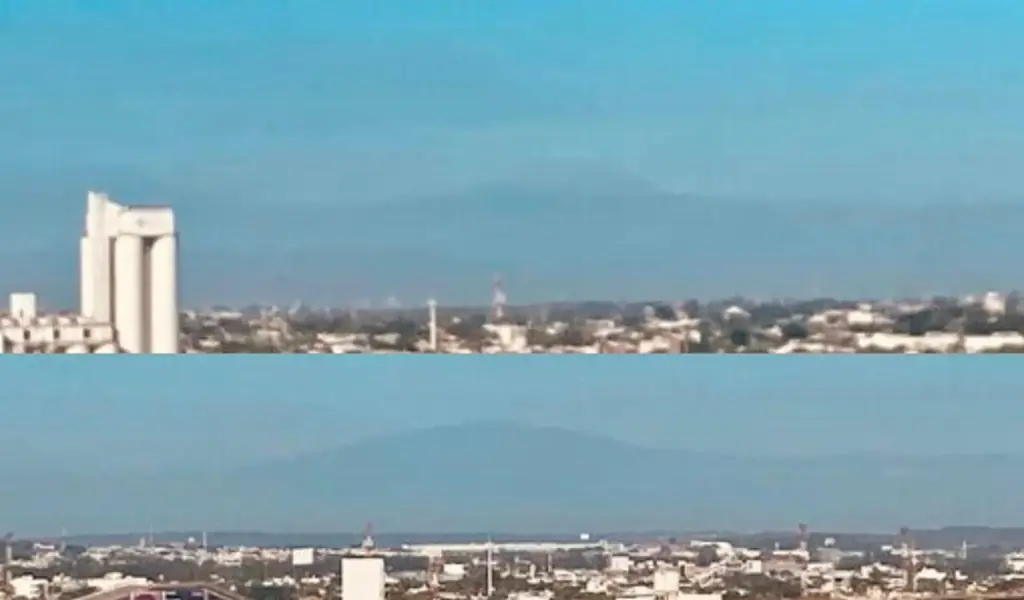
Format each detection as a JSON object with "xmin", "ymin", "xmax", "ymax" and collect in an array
[
  {"xmin": 81, "ymin": 191, "xmax": 179, "ymax": 354},
  {"xmin": 341, "ymin": 557, "xmax": 385, "ymax": 600}
]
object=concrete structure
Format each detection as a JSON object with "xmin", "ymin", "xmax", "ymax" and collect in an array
[
  {"xmin": 0, "ymin": 191, "xmax": 179, "ymax": 354},
  {"xmin": 82, "ymin": 191, "xmax": 179, "ymax": 353},
  {"xmin": 607, "ymin": 554, "xmax": 631, "ymax": 574},
  {"xmin": 653, "ymin": 567, "xmax": 681, "ymax": 600},
  {"xmin": 342, "ymin": 557, "xmax": 386, "ymax": 600},
  {"xmin": 0, "ymin": 292, "xmax": 117, "ymax": 353}
]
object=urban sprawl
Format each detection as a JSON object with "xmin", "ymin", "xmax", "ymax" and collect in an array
[
  {"xmin": 3, "ymin": 527, "xmax": 1024, "ymax": 600},
  {"xmin": 1, "ymin": 192, "xmax": 1021, "ymax": 354}
]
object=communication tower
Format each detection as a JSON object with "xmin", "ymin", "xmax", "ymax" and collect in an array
[
  {"xmin": 427, "ymin": 298, "xmax": 438, "ymax": 352},
  {"xmin": 491, "ymin": 275, "xmax": 507, "ymax": 322},
  {"xmin": 485, "ymin": 535, "xmax": 495, "ymax": 597},
  {"xmin": 360, "ymin": 522, "xmax": 376, "ymax": 552},
  {"xmin": 899, "ymin": 526, "xmax": 916, "ymax": 592},
  {"xmin": 797, "ymin": 522, "xmax": 809, "ymax": 554},
  {"xmin": 1, "ymin": 533, "xmax": 13, "ymax": 600}
]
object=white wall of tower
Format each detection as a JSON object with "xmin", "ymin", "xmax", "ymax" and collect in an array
[
  {"xmin": 84, "ymin": 191, "xmax": 114, "ymax": 324},
  {"xmin": 148, "ymin": 234, "xmax": 178, "ymax": 354},
  {"xmin": 79, "ymin": 237, "xmax": 94, "ymax": 320},
  {"xmin": 113, "ymin": 234, "xmax": 146, "ymax": 353},
  {"xmin": 80, "ymin": 191, "xmax": 179, "ymax": 354}
]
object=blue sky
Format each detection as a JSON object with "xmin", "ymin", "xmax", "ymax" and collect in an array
[
  {"xmin": 0, "ymin": 356, "xmax": 1018, "ymax": 471},
  {"xmin": 2, "ymin": 2, "xmax": 1024, "ymax": 304}
]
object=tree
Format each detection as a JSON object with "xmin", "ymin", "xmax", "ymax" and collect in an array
[
  {"xmin": 728, "ymin": 328, "xmax": 751, "ymax": 348},
  {"xmin": 694, "ymin": 547, "xmax": 719, "ymax": 567},
  {"xmin": 526, "ymin": 327, "xmax": 557, "ymax": 348},
  {"xmin": 779, "ymin": 321, "xmax": 809, "ymax": 340},
  {"xmin": 894, "ymin": 310, "xmax": 932, "ymax": 336},
  {"xmin": 447, "ymin": 314, "xmax": 487, "ymax": 342},
  {"xmin": 556, "ymin": 326, "xmax": 591, "ymax": 347},
  {"xmin": 651, "ymin": 304, "xmax": 677, "ymax": 321}
]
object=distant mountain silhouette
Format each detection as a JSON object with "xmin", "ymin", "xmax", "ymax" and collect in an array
[
  {"xmin": 321, "ymin": 165, "xmax": 1024, "ymax": 300},
  {"xmin": 7, "ymin": 422, "xmax": 1024, "ymax": 534},
  {"xmin": 217, "ymin": 422, "xmax": 1024, "ymax": 533},
  {"xmin": 15, "ymin": 157, "xmax": 1020, "ymax": 306}
]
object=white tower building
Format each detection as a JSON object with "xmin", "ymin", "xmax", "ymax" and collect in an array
[
  {"xmin": 341, "ymin": 557, "xmax": 385, "ymax": 600},
  {"xmin": 81, "ymin": 191, "xmax": 179, "ymax": 354},
  {"xmin": 427, "ymin": 298, "xmax": 438, "ymax": 352}
]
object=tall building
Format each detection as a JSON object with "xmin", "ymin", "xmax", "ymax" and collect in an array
[
  {"xmin": 341, "ymin": 557, "xmax": 385, "ymax": 600},
  {"xmin": 81, "ymin": 191, "xmax": 179, "ymax": 354},
  {"xmin": 1, "ymin": 191, "xmax": 179, "ymax": 354}
]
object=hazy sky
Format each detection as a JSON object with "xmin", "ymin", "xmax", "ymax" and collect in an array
[
  {"xmin": 0, "ymin": 357, "xmax": 1018, "ymax": 472},
  {"xmin": 0, "ymin": 356, "xmax": 1021, "ymax": 533},
  {"xmin": 2, "ymin": 2, "xmax": 1023, "ymax": 304}
]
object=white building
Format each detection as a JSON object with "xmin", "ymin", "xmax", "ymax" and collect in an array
[
  {"xmin": 342, "ymin": 557, "xmax": 386, "ymax": 600},
  {"xmin": 0, "ymin": 292, "xmax": 117, "ymax": 353},
  {"xmin": 0, "ymin": 191, "xmax": 179, "ymax": 354},
  {"xmin": 607, "ymin": 554, "xmax": 631, "ymax": 574},
  {"xmin": 82, "ymin": 191, "xmax": 179, "ymax": 354},
  {"xmin": 653, "ymin": 567, "xmax": 681, "ymax": 600},
  {"xmin": 9, "ymin": 575, "xmax": 49, "ymax": 599}
]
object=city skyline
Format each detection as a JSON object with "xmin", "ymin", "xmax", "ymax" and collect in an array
[{"xmin": 2, "ymin": 2, "xmax": 1024, "ymax": 304}]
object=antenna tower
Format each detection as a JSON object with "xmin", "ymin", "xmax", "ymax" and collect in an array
[
  {"xmin": 900, "ymin": 526, "xmax": 915, "ymax": 592},
  {"xmin": 485, "ymin": 536, "xmax": 495, "ymax": 597},
  {"xmin": 427, "ymin": 298, "xmax": 438, "ymax": 352},
  {"xmin": 1, "ymin": 532, "xmax": 12, "ymax": 600},
  {"xmin": 491, "ymin": 275, "xmax": 507, "ymax": 322},
  {"xmin": 360, "ymin": 522, "xmax": 376, "ymax": 552},
  {"xmin": 797, "ymin": 522, "xmax": 809, "ymax": 554}
]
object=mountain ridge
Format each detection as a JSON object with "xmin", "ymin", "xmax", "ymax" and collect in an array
[{"xmin": 5, "ymin": 422, "xmax": 1024, "ymax": 534}]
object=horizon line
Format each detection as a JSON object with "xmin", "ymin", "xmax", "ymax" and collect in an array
[{"xmin": 43, "ymin": 524, "xmax": 1024, "ymax": 541}]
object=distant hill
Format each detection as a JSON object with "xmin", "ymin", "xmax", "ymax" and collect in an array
[
  {"xmin": 325, "ymin": 169, "xmax": 1024, "ymax": 301},
  {"xmin": 146, "ymin": 160, "xmax": 1024, "ymax": 304},
  {"xmin": 223, "ymin": 422, "xmax": 1024, "ymax": 533},
  {"xmin": 7, "ymin": 422, "xmax": 1024, "ymax": 534},
  {"xmin": 6, "ymin": 158, "xmax": 1024, "ymax": 306}
]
